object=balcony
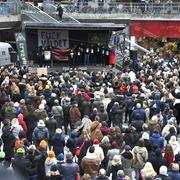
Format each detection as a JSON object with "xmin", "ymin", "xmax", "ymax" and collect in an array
[{"xmin": 61, "ymin": 2, "xmax": 180, "ymax": 20}]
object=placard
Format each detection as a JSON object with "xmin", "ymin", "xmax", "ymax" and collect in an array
[
  {"xmin": 38, "ymin": 30, "xmax": 69, "ymax": 48},
  {"xmin": 37, "ymin": 67, "xmax": 48, "ymax": 76}
]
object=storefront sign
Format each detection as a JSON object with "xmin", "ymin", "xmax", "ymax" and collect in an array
[
  {"xmin": 131, "ymin": 21, "xmax": 180, "ymax": 38},
  {"xmin": 38, "ymin": 30, "xmax": 69, "ymax": 48}
]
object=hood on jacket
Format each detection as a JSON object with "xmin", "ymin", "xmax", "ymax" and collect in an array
[
  {"xmin": 151, "ymin": 132, "xmax": 160, "ymax": 139},
  {"xmin": 45, "ymin": 157, "xmax": 56, "ymax": 166}
]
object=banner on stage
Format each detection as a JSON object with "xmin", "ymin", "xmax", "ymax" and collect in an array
[{"xmin": 38, "ymin": 30, "xmax": 69, "ymax": 48}]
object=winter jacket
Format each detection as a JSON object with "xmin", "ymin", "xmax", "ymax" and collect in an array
[
  {"xmin": 60, "ymin": 160, "xmax": 79, "ymax": 180},
  {"xmin": 132, "ymin": 146, "xmax": 148, "ymax": 169},
  {"xmin": 93, "ymin": 144, "xmax": 104, "ymax": 162},
  {"xmin": 81, "ymin": 154, "xmax": 100, "ymax": 178},
  {"xmin": 51, "ymin": 133, "xmax": 65, "ymax": 155},
  {"xmin": 46, "ymin": 117, "xmax": 57, "ymax": 135},
  {"xmin": 32, "ymin": 126, "xmax": 49, "ymax": 143},
  {"xmin": 18, "ymin": 113, "xmax": 28, "ymax": 133},
  {"xmin": 69, "ymin": 105, "xmax": 81, "ymax": 125},
  {"xmin": 150, "ymin": 156, "xmax": 167, "ymax": 174},
  {"xmin": 168, "ymin": 171, "xmax": 180, "ymax": 180},
  {"xmin": 51, "ymin": 105, "xmax": 63, "ymax": 119},
  {"xmin": 150, "ymin": 132, "xmax": 164, "ymax": 150},
  {"xmin": 1, "ymin": 126, "xmax": 15, "ymax": 159},
  {"xmin": 12, "ymin": 154, "xmax": 30, "ymax": 179},
  {"xmin": 121, "ymin": 151, "xmax": 133, "ymax": 177},
  {"xmin": 25, "ymin": 154, "xmax": 38, "ymax": 176},
  {"xmin": 131, "ymin": 108, "xmax": 146, "ymax": 123},
  {"xmin": 45, "ymin": 157, "xmax": 57, "ymax": 176},
  {"xmin": 155, "ymin": 174, "xmax": 172, "ymax": 180},
  {"xmin": 34, "ymin": 109, "xmax": 48, "ymax": 121},
  {"xmin": 96, "ymin": 105, "xmax": 109, "ymax": 122}
]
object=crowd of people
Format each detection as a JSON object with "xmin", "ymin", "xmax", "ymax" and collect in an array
[{"xmin": 0, "ymin": 50, "xmax": 179, "ymax": 180}]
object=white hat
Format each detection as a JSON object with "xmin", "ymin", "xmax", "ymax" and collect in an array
[
  {"xmin": 112, "ymin": 155, "xmax": 121, "ymax": 166},
  {"xmin": 51, "ymin": 93, "xmax": 56, "ymax": 98},
  {"xmin": 151, "ymin": 115, "xmax": 158, "ymax": 122},
  {"xmin": 41, "ymin": 99, "xmax": 46, "ymax": 105},
  {"xmin": 159, "ymin": 166, "xmax": 168, "ymax": 176},
  {"xmin": 37, "ymin": 120, "xmax": 45, "ymax": 127},
  {"xmin": 55, "ymin": 128, "xmax": 62, "ymax": 134},
  {"xmin": 11, "ymin": 118, "xmax": 19, "ymax": 126},
  {"xmin": 142, "ymin": 132, "xmax": 150, "ymax": 140},
  {"xmin": 39, "ymin": 103, "xmax": 45, "ymax": 110},
  {"xmin": 14, "ymin": 102, "xmax": 20, "ymax": 107}
]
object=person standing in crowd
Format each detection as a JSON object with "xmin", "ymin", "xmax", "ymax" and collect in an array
[
  {"xmin": 32, "ymin": 120, "xmax": 49, "ymax": 147},
  {"xmin": 52, "ymin": 99, "xmax": 64, "ymax": 128},
  {"xmin": 81, "ymin": 146, "xmax": 101, "ymax": 179},
  {"xmin": 60, "ymin": 152, "xmax": 79, "ymax": 180},
  {"xmin": 132, "ymin": 139, "xmax": 148, "ymax": 180}
]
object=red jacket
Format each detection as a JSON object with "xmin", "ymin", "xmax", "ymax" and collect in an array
[{"xmin": 18, "ymin": 113, "xmax": 28, "ymax": 133}]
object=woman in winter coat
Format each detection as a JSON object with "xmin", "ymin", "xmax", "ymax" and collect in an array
[
  {"xmin": 164, "ymin": 144, "xmax": 174, "ymax": 167},
  {"xmin": 45, "ymin": 151, "xmax": 57, "ymax": 178},
  {"xmin": 132, "ymin": 139, "xmax": 148, "ymax": 180},
  {"xmin": 121, "ymin": 145, "xmax": 133, "ymax": 179},
  {"xmin": 140, "ymin": 162, "xmax": 157, "ymax": 180},
  {"xmin": 169, "ymin": 136, "xmax": 180, "ymax": 156},
  {"xmin": 107, "ymin": 155, "xmax": 123, "ymax": 180}
]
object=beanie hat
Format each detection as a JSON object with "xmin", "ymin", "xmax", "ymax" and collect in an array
[
  {"xmin": 37, "ymin": 120, "xmax": 45, "ymax": 127},
  {"xmin": 57, "ymin": 153, "xmax": 64, "ymax": 161},
  {"xmin": 111, "ymin": 141, "xmax": 117, "ymax": 148},
  {"xmin": 124, "ymin": 145, "xmax": 131, "ymax": 151},
  {"xmin": 16, "ymin": 147, "xmax": 25, "ymax": 155},
  {"xmin": 55, "ymin": 128, "xmax": 62, "ymax": 134},
  {"xmin": 159, "ymin": 166, "xmax": 168, "ymax": 176},
  {"xmin": 0, "ymin": 151, "xmax": 5, "ymax": 160},
  {"xmin": 142, "ymin": 132, "xmax": 150, "ymax": 140},
  {"xmin": 93, "ymin": 138, "xmax": 99, "ymax": 145},
  {"xmin": 171, "ymin": 163, "xmax": 179, "ymax": 171},
  {"xmin": 48, "ymin": 151, "xmax": 55, "ymax": 158},
  {"xmin": 39, "ymin": 140, "xmax": 48, "ymax": 149}
]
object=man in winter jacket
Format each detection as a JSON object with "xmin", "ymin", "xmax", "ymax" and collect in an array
[
  {"xmin": 12, "ymin": 148, "xmax": 30, "ymax": 179},
  {"xmin": 95, "ymin": 168, "xmax": 109, "ymax": 180},
  {"xmin": 32, "ymin": 120, "xmax": 49, "ymax": 147},
  {"xmin": 51, "ymin": 128, "xmax": 65, "ymax": 156},
  {"xmin": 130, "ymin": 103, "xmax": 146, "ymax": 124},
  {"xmin": 81, "ymin": 146, "xmax": 101, "ymax": 179},
  {"xmin": 150, "ymin": 130, "xmax": 164, "ymax": 150},
  {"xmin": 96, "ymin": 104, "xmax": 109, "ymax": 123},
  {"xmin": 60, "ymin": 152, "xmax": 79, "ymax": 180}
]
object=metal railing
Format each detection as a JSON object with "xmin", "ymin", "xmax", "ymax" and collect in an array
[
  {"xmin": 0, "ymin": 2, "xmax": 20, "ymax": 15},
  {"xmin": 21, "ymin": 2, "xmax": 60, "ymax": 23},
  {"xmin": 62, "ymin": 2, "xmax": 180, "ymax": 18}
]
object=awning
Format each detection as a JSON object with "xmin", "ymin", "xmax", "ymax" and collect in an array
[{"xmin": 23, "ymin": 22, "xmax": 125, "ymax": 31}]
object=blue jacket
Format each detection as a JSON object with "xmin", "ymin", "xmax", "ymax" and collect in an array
[
  {"xmin": 168, "ymin": 171, "xmax": 180, "ymax": 180},
  {"xmin": 131, "ymin": 108, "xmax": 146, "ymax": 123},
  {"xmin": 150, "ymin": 132, "xmax": 164, "ymax": 150}
]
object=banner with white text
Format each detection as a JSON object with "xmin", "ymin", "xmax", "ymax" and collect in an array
[{"xmin": 38, "ymin": 30, "xmax": 69, "ymax": 48}]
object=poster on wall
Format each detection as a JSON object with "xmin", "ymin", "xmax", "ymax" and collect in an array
[
  {"xmin": 38, "ymin": 30, "xmax": 69, "ymax": 48},
  {"xmin": 15, "ymin": 32, "xmax": 28, "ymax": 65}
]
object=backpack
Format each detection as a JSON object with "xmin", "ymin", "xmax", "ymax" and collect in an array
[
  {"xmin": 36, "ymin": 129, "xmax": 46, "ymax": 141},
  {"xmin": 15, "ymin": 138, "xmax": 25, "ymax": 150},
  {"xmin": 5, "ymin": 106, "xmax": 16, "ymax": 117}
]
